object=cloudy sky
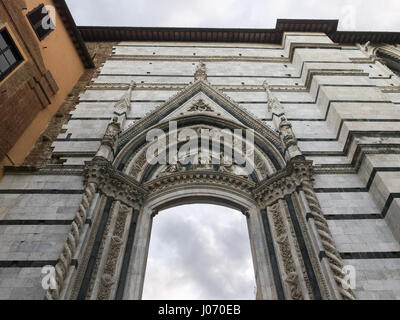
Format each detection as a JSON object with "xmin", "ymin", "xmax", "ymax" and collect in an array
[
  {"xmin": 63, "ymin": 1, "xmax": 399, "ymax": 300},
  {"xmin": 65, "ymin": 0, "xmax": 400, "ymax": 31},
  {"xmin": 142, "ymin": 205, "xmax": 255, "ymax": 300}
]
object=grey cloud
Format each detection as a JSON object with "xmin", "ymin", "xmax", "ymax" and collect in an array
[
  {"xmin": 65, "ymin": 0, "xmax": 400, "ymax": 31},
  {"xmin": 142, "ymin": 204, "xmax": 255, "ymax": 300}
]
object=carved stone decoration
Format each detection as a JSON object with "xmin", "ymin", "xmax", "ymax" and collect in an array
[
  {"xmin": 254, "ymin": 153, "xmax": 268, "ymax": 180},
  {"xmin": 253, "ymin": 160, "xmax": 355, "ymax": 300},
  {"xmin": 45, "ymin": 182, "xmax": 97, "ymax": 300},
  {"xmin": 263, "ymin": 81, "xmax": 284, "ymax": 115},
  {"xmin": 130, "ymin": 150, "xmax": 148, "ymax": 180},
  {"xmin": 118, "ymin": 79, "xmax": 284, "ymax": 154},
  {"xmin": 93, "ymin": 117, "xmax": 122, "ymax": 162},
  {"xmin": 356, "ymin": 41, "xmax": 377, "ymax": 59},
  {"xmin": 278, "ymin": 116, "xmax": 303, "ymax": 160},
  {"xmin": 193, "ymin": 151, "xmax": 214, "ymax": 170},
  {"xmin": 194, "ymin": 61, "xmax": 207, "ymax": 81},
  {"xmin": 301, "ymin": 180, "xmax": 356, "ymax": 300},
  {"xmin": 269, "ymin": 203, "xmax": 304, "ymax": 300},
  {"xmin": 218, "ymin": 152, "xmax": 250, "ymax": 178},
  {"xmin": 263, "ymin": 81, "xmax": 303, "ymax": 161},
  {"xmin": 253, "ymin": 161, "xmax": 307, "ymax": 206},
  {"xmin": 97, "ymin": 204, "xmax": 130, "ymax": 300},
  {"xmin": 85, "ymin": 200, "xmax": 115, "ymax": 299},
  {"xmin": 85, "ymin": 160, "xmax": 147, "ymax": 209},
  {"xmin": 188, "ymin": 99, "xmax": 214, "ymax": 112},
  {"xmin": 114, "ymin": 80, "xmax": 136, "ymax": 113},
  {"xmin": 146, "ymin": 170, "xmax": 256, "ymax": 195},
  {"xmin": 157, "ymin": 161, "xmax": 184, "ymax": 177},
  {"xmin": 44, "ymin": 62, "xmax": 355, "ymax": 300},
  {"xmin": 151, "ymin": 146, "xmax": 254, "ymax": 179},
  {"xmin": 104, "ymin": 117, "xmax": 121, "ymax": 142},
  {"xmin": 101, "ymin": 274, "xmax": 115, "ymax": 288}
]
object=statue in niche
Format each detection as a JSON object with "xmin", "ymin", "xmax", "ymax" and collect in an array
[{"xmin": 104, "ymin": 117, "xmax": 121, "ymax": 140}]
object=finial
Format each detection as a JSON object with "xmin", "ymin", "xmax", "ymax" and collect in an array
[
  {"xmin": 129, "ymin": 80, "xmax": 136, "ymax": 89},
  {"xmin": 262, "ymin": 81, "xmax": 272, "ymax": 104},
  {"xmin": 114, "ymin": 81, "xmax": 135, "ymax": 111},
  {"xmin": 194, "ymin": 61, "xmax": 207, "ymax": 81},
  {"xmin": 262, "ymin": 80, "xmax": 270, "ymax": 90}
]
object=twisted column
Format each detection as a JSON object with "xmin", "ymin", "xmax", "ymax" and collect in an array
[
  {"xmin": 45, "ymin": 183, "xmax": 97, "ymax": 300},
  {"xmin": 301, "ymin": 180, "xmax": 356, "ymax": 300}
]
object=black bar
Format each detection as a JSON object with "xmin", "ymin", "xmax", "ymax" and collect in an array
[
  {"xmin": 0, "ymin": 219, "xmax": 91, "ymax": 226},
  {"xmin": 340, "ymin": 252, "xmax": 400, "ymax": 260},
  {"xmin": 0, "ymin": 189, "xmax": 84, "ymax": 194}
]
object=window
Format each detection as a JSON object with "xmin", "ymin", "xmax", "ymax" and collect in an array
[
  {"xmin": 27, "ymin": 4, "xmax": 54, "ymax": 41},
  {"xmin": 0, "ymin": 28, "xmax": 23, "ymax": 82}
]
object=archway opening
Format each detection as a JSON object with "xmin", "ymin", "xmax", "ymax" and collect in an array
[{"xmin": 142, "ymin": 204, "xmax": 256, "ymax": 300}]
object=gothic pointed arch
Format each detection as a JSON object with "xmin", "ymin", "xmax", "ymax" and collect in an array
[
  {"xmin": 45, "ymin": 63, "xmax": 355, "ymax": 302},
  {"xmin": 113, "ymin": 78, "xmax": 287, "ymax": 182}
]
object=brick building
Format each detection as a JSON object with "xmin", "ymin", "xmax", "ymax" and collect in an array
[{"xmin": 0, "ymin": 2, "xmax": 400, "ymax": 300}]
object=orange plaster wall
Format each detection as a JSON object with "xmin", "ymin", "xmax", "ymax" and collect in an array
[{"xmin": 1, "ymin": 0, "xmax": 85, "ymax": 171}]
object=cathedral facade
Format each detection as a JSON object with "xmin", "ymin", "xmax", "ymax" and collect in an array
[{"xmin": 1, "ymin": 18, "xmax": 400, "ymax": 300}]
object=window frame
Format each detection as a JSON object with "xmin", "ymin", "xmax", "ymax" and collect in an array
[
  {"xmin": 0, "ymin": 26, "xmax": 24, "ymax": 82},
  {"xmin": 26, "ymin": 3, "xmax": 55, "ymax": 41}
]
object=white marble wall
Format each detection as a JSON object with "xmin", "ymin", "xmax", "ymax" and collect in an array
[{"xmin": 1, "ymin": 33, "xmax": 400, "ymax": 299}]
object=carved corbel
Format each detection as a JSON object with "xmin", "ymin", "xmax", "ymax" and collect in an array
[
  {"xmin": 84, "ymin": 160, "xmax": 147, "ymax": 210},
  {"xmin": 254, "ymin": 160, "xmax": 309, "ymax": 207}
]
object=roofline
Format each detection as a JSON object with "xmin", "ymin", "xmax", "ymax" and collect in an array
[
  {"xmin": 53, "ymin": 0, "xmax": 94, "ymax": 68},
  {"xmin": 76, "ymin": 19, "xmax": 400, "ymax": 45}
]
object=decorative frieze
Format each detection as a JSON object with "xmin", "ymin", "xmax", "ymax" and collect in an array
[
  {"xmin": 97, "ymin": 204, "xmax": 131, "ymax": 300},
  {"xmin": 269, "ymin": 202, "xmax": 304, "ymax": 300},
  {"xmin": 145, "ymin": 170, "xmax": 255, "ymax": 195}
]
